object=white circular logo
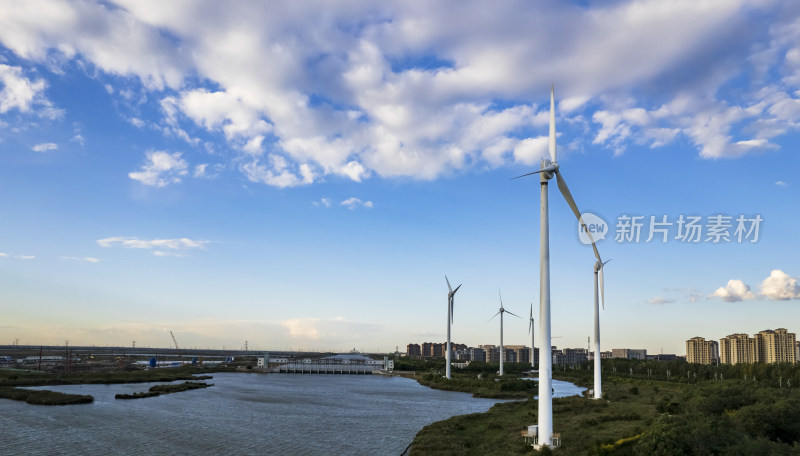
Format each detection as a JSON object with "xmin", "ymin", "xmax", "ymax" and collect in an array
[{"xmin": 578, "ymin": 212, "xmax": 608, "ymax": 245}]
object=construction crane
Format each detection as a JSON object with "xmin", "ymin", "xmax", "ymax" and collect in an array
[{"xmin": 170, "ymin": 331, "xmax": 181, "ymax": 358}]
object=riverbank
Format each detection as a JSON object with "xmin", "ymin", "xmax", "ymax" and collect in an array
[
  {"xmin": 394, "ymin": 371, "xmax": 538, "ymax": 399},
  {"xmin": 409, "ymin": 368, "xmax": 800, "ymax": 455}
]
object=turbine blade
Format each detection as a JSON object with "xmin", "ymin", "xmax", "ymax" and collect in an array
[
  {"xmin": 510, "ymin": 165, "xmax": 558, "ymax": 180},
  {"xmin": 445, "ymin": 275, "xmax": 452, "ymax": 293},
  {"xmin": 528, "ymin": 319, "xmax": 532, "ymax": 334},
  {"xmin": 599, "ymin": 264, "xmax": 605, "ymax": 310},
  {"xmin": 506, "ymin": 310, "xmax": 522, "ymax": 319},
  {"xmin": 453, "ymin": 284, "xmax": 461, "ymax": 295},
  {"xmin": 549, "ymin": 84, "xmax": 557, "ymax": 163},
  {"xmin": 556, "ymin": 171, "xmax": 602, "ymax": 263},
  {"xmin": 498, "ymin": 289, "xmax": 503, "ymax": 308},
  {"xmin": 489, "ymin": 311, "xmax": 500, "ymax": 321}
]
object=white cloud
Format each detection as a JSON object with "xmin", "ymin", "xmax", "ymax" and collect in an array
[
  {"xmin": 648, "ymin": 296, "xmax": 675, "ymax": 305},
  {"xmin": 0, "ymin": 252, "xmax": 7, "ymax": 257},
  {"xmin": 241, "ymin": 155, "xmax": 314, "ymax": 188},
  {"xmin": 128, "ymin": 150, "xmax": 189, "ymax": 187},
  {"xmin": 193, "ymin": 163, "xmax": 208, "ymax": 178},
  {"xmin": 313, "ymin": 197, "xmax": 332, "ymax": 208},
  {"xmin": 15, "ymin": 255, "xmax": 35, "ymax": 260},
  {"xmin": 0, "ymin": 64, "xmax": 46, "ymax": 114},
  {"xmin": 60, "ymin": 256, "xmax": 100, "ymax": 263},
  {"xmin": 31, "ymin": 142, "xmax": 57, "ymax": 152},
  {"xmin": 97, "ymin": 236, "xmax": 208, "ymax": 255},
  {"xmin": 710, "ymin": 279, "xmax": 755, "ymax": 302},
  {"xmin": 775, "ymin": 180, "xmax": 788, "ymax": 187},
  {"xmin": 760, "ymin": 269, "xmax": 800, "ymax": 300},
  {"xmin": 340, "ymin": 197, "xmax": 374, "ymax": 210},
  {"xmin": 3, "ymin": 0, "xmax": 800, "ymax": 184},
  {"xmin": 281, "ymin": 318, "xmax": 321, "ymax": 340}
]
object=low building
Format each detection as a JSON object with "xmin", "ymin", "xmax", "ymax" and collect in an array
[{"xmin": 611, "ymin": 348, "xmax": 647, "ymax": 360}]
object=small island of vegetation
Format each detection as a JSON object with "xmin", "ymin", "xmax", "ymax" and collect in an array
[{"xmin": 115, "ymin": 381, "xmax": 213, "ymax": 399}]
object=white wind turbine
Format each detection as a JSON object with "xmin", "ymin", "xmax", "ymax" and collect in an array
[
  {"xmin": 528, "ymin": 302, "xmax": 535, "ymax": 368},
  {"xmin": 490, "ymin": 290, "xmax": 520, "ymax": 376},
  {"xmin": 445, "ymin": 276, "xmax": 461, "ymax": 380},
  {"xmin": 513, "ymin": 86, "xmax": 604, "ymax": 447},
  {"xmin": 592, "ymin": 259, "xmax": 610, "ymax": 399}
]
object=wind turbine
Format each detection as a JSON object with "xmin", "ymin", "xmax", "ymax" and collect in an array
[
  {"xmin": 490, "ymin": 290, "xmax": 521, "ymax": 376},
  {"xmin": 528, "ymin": 302, "xmax": 535, "ymax": 368},
  {"xmin": 513, "ymin": 86, "xmax": 604, "ymax": 447},
  {"xmin": 592, "ymin": 259, "xmax": 609, "ymax": 399},
  {"xmin": 445, "ymin": 276, "xmax": 461, "ymax": 379}
]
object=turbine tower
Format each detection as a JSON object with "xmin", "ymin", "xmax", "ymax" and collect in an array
[
  {"xmin": 592, "ymin": 259, "xmax": 609, "ymax": 399},
  {"xmin": 513, "ymin": 86, "xmax": 604, "ymax": 447},
  {"xmin": 528, "ymin": 303, "xmax": 535, "ymax": 368},
  {"xmin": 445, "ymin": 276, "xmax": 461, "ymax": 379},
  {"xmin": 490, "ymin": 290, "xmax": 520, "ymax": 376}
]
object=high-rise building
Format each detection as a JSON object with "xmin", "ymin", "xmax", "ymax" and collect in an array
[
  {"xmin": 718, "ymin": 329, "xmax": 797, "ymax": 365},
  {"xmin": 406, "ymin": 344, "xmax": 421, "ymax": 359},
  {"xmin": 755, "ymin": 329, "xmax": 797, "ymax": 364},
  {"xmin": 719, "ymin": 334, "xmax": 755, "ymax": 365},
  {"xmin": 686, "ymin": 337, "xmax": 719, "ymax": 365}
]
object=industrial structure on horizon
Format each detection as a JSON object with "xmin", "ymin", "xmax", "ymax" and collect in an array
[{"xmin": 686, "ymin": 328, "xmax": 799, "ymax": 365}]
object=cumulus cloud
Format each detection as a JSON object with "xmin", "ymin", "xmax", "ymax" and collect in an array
[
  {"xmin": 760, "ymin": 269, "xmax": 800, "ymax": 300},
  {"xmin": 710, "ymin": 279, "xmax": 755, "ymax": 302},
  {"xmin": 128, "ymin": 150, "xmax": 189, "ymax": 187},
  {"xmin": 2, "ymin": 1, "xmax": 800, "ymax": 185},
  {"xmin": 31, "ymin": 142, "xmax": 57, "ymax": 152},
  {"xmin": 97, "ymin": 236, "xmax": 208, "ymax": 256},
  {"xmin": 0, "ymin": 64, "xmax": 46, "ymax": 113},
  {"xmin": 340, "ymin": 197, "xmax": 374, "ymax": 210}
]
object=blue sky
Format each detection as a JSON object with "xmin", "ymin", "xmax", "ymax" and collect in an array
[{"xmin": 1, "ymin": 0, "xmax": 799, "ymax": 354}]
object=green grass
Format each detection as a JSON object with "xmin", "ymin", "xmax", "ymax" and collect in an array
[
  {"xmin": 115, "ymin": 381, "xmax": 213, "ymax": 399},
  {"xmin": 406, "ymin": 371, "xmax": 538, "ymax": 399},
  {"xmin": 409, "ymin": 369, "xmax": 800, "ymax": 455},
  {"xmin": 409, "ymin": 374, "xmax": 669, "ymax": 455},
  {"xmin": 0, "ymin": 366, "xmax": 219, "ymax": 387},
  {"xmin": 0, "ymin": 387, "xmax": 93, "ymax": 405}
]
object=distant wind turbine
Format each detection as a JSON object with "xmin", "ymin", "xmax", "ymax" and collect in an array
[
  {"xmin": 445, "ymin": 276, "xmax": 461, "ymax": 380},
  {"xmin": 513, "ymin": 86, "xmax": 604, "ymax": 447},
  {"xmin": 529, "ymin": 302, "xmax": 535, "ymax": 368},
  {"xmin": 490, "ymin": 290, "xmax": 521, "ymax": 376}
]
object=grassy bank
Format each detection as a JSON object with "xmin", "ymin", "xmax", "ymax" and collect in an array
[
  {"xmin": 409, "ymin": 369, "xmax": 800, "ymax": 455},
  {"xmin": 411, "ymin": 371, "xmax": 537, "ymax": 399},
  {"xmin": 0, "ymin": 366, "xmax": 220, "ymax": 387},
  {"xmin": 115, "ymin": 381, "xmax": 213, "ymax": 399},
  {"xmin": 0, "ymin": 386, "xmax": 93, "ymax": 405}
]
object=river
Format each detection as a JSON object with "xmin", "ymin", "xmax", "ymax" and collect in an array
[{"xmin": 1, "ymin": 373, "xmax": 584, "ymax": 455}]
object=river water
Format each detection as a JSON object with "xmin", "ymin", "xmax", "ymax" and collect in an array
[{"xmin": 1, "ymin": 373, "xmax": 584, "ymax": 455}]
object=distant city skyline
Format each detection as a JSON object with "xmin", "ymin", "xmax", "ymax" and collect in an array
[{"xmin": 1, "ymin": 1, "xmax": 799, "ymax": 353}]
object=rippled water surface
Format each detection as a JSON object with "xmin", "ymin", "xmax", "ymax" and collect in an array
[{"xmin": 2, "ymin": 373, "xmax": 510, "ymax": 455}]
